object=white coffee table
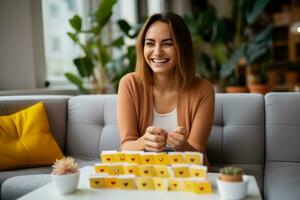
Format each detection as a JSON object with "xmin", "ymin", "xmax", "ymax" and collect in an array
[{"xmin": 19, "ymin": 166, "xmax": 262, "ymax": 200}]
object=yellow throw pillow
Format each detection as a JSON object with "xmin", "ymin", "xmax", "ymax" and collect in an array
[{"xmin": 0, "ymin": 102, "xmax": 64, "ymax": 170}]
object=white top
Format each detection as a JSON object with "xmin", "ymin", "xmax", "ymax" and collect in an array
[{"xmin": 152, "ymin": 107, "xmax": 178, "ymax": 133}]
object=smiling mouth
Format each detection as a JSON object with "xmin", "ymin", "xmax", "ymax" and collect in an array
[{"xmin": 151, "ymin": 58, "xmax": 169, "ymax": 64}]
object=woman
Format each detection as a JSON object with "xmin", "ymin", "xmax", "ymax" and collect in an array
[{"xmin": 117, "ymin": 11, "xmax": 214, "ymax": 164}]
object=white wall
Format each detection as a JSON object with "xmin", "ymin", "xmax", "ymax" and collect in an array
[{"xmin": 0, "ymin": 0, "xmax": 45, "ymax": 90}]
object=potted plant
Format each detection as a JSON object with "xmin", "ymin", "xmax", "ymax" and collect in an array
[
  {"xmin": 184, "ymin": 5, "xmax": 233, "ymax": 92},
  {"xmin": 248, "ymin": 62, "xmax": 271, "ymax": 95},
  {"xmin": 52, "ymin": 157, "xmax": 79, "ymax": 194},
  {"xmin": 184, "ymin": 0, "xmax": 272, "ymax": 93},
  {"xmin": 66, "ymin": 0, "xmax": 119, "ymax": 94},
  {"xmin": 221, "ymin": 0, "xmax": 272, "ymax": 93},
  {"xmin": 219, "ymin": 166, "xmax": 243, "ymax": 182},
  {"xmin": 217, "ymin": 166, "xmax": 248, "ymax": 199}
]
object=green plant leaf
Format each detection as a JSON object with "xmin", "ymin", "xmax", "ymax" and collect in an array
[
  {"xmin": 253, "ymin": 25, "xmax": 272, "ymax": 43},
  {"xmin": 69, "ymin": 15, "xmax": 82, "ymax": 32},
  {"xmin": 95, "ymin": 0, "xmax": 117, "ymax": 30},
  {"xmin": 245, "ymin": 26, "xmax": 272, "ymax": 64},
  {"xmin": 212, "ymin": 44, "xmax": 228, "ymax": 64},
  {"xmin": 211, "ymin": 19, "xmax": 234, "ymax": 44},
  {"xmin": 196, "ymin": 8, "xmax": 216, "ymax": 36},
  {"xmin": 118, "ymin": 19, "xmax": 131, "ymax": 36},
  {"xmin": 220, "ymin": 45, "xmax": 245, "ymax": 78},
  {"xmin": 65, "ymin": 72, "xmax": 90, "ymax": 94},
  {"xmin": 246, "ymin": 0, "xmax": 271, "ymax": 24},
  {"xmin": 246, "ymin": 40, "xmax": 271, "ymax": 64},
  {"xmin": 67, "ymin": 32, "xmax": 79, "ymax": 43},
  {"xmin": 110, "ymin": 36, "xmax": 124, "ymax": 48},
  {"xmin": 73, "ymin": 57, "xmax": 94, "ymax": 78},
  {"xmin": 100, "ymin": 47, "xmax": 111, "ymax": 66}
]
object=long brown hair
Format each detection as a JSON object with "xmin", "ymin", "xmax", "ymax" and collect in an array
[{"xmin": 135, "ymin": 11, "xmax": 195, "ymax": 89}]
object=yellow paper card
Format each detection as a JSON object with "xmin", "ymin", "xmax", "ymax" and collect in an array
[
  {"xmin": 140, "ymin": 152, "xmax": 155, "ymax": 165},
  {"xmin": 154, "ymin": 152, "xmax": 168, "ymax": 165},
  {"xmin": 89, "ymin": 174, "xmax": 107, "ymax": 188},
  {"xmin": 101, "ymin": 150, "xmax": 118, "ymax": 163},
  {"xmin": 168, "ymin": 152, "xmax": 185, "ymax": 164},
  {"xmin": 108, "ymin": 163, "xmax": 125, "ymax": 176},
  {"xmin": 153, "ymin": 178, "xmax": 168, "ymax": 191},
  {"xmin": 123, "ymin": 163, "xmax": 139, "ymax": 176},
  {"xmin": 193, "ymin": 180, "xmax": 212, "ymax": 194},
  {"xmin": 137, "ymin": 177, "xmax": 155, "ymax": 190},
  {"xmin": 94, "ymin": 163, "xmax": 109, "ymax": 174},
  {"xmin": 183, "ymin": 179, "xmax": 194, "ymax": 193},
  {"xmin": 168, "ymin": 178, "xmax": 183, "ymax": 191},
  {"xmin": 184, "ymin": 152, "xmax": 203, "ymax": 165},
  {"xmin": 153, "ymin": 165, "xmax": 171, "ymax": 178},
  {"xmin": 189, "ymin": 165, "xmax": 207, "ymax": 178},
  {"xmin": 119, "ymin": 175, "xmax": 136, "ymax": 190},
  {"xmin": 138, "ymin": 165, "xmax": 155, "ymax": 177},
  {"xmin": 123, "ymin": 151, "xmax": 141, "ymax": 164},
  {"xmin": 172, "ymin": 164, "xmax": 190, "ymax": 177},
  {"xmin": 105, "ymin": 176, "xmax": 120, "ymax": 188},
  {"xmin": 116, "ymin": 152, "xmax": 126, "ymax": 162}
]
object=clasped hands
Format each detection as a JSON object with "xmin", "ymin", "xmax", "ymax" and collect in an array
[{"xmin": 142, "ymin": 126, "xmax": 187, "ymax": 152}]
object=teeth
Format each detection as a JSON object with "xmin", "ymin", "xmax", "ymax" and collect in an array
[{"xmin": 152, "ymin": 59, "xmax": 169, "ymax": 63}]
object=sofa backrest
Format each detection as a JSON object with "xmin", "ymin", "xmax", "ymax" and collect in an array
[
  {"xmin": 66, "ymin": 95, "xmax": 120, "ymax": 160},
  {"xmin": 66, "ymin": 94, "xmax": 265, "ymax": 188},
  {"xmin": 207, "ymin": 94, "xmax": 265, "ymax": 189},
  {"xmin": 0, "ymin": 96, "xmax": 69, "ymax": 151},
  {"xmin": 265, "ymin": 92, "xmax": 300, "ymax": 163}
]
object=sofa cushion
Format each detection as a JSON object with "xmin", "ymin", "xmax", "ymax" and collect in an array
[
  {"xmin": 264, "ymin": 93, "xmax": 300, "ymax": 200},
  {"xmin": 264, "ymin": 162, "xmax": 300, "ymax": 200},
  {"xmin": 1, "ymin": 174, "xmax": 51, "ymax": 200},
  {"xmin": 265, "ymin": 93, "xmax": 300, "ymax": 162},
  {"xmin": 66, "ymin": 95, "xmax": 120, "ymax": 159},
  {"xmin": 0, "ymin": 158, "xmax": 98, "ymax": 200},
  {"xmin": 207, "ymin": 94, "xmax": 265, "ymax": 190},
  {"xmin": 0, "ymin": 102, "xmax": 63, "ymax": 170},
  {"xmin": 0, "ymin": 96, "xmax": 69, "ymax": 151}
]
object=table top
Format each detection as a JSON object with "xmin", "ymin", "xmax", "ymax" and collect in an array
[{"xmin": 19, "ymin": 166, "xmax": 262, "ymax": 200}]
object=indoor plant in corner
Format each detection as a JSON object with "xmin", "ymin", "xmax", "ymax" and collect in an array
[
  {"xmin": 66, "ymin": 0, "xmax": 118, "ymax": 94},
  {"xmin": 217, "ymin": 166, "xmax": 248, "ymax": 199},
  {"xmin": 52, "ymin": 157, "xmax": 79, "ymax": 195}
]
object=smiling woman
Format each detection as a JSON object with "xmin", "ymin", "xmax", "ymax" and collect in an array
[
  {"xmin": 143, "ymin": 21, "xmax": 177, "ymax": 75},
  {"xmin": 117, "ymin": 12, "xmax": 215, "ymax": 167}
]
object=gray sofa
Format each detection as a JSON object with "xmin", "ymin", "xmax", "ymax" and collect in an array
[{"xmin": 0, "ymin": 93, "xmax": 299, "ymax": 200}]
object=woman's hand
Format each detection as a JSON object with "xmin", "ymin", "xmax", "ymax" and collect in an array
[
  {"xmin": 142, "ymin": 126, "xmax": 167, "ymax": 152},
  {"xmin": 167, "ymin": 126, "xmax": 187, "ymax": 150}
]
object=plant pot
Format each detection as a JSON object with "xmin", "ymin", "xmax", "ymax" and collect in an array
[
  {"xmin": 217, "ymin": 176, "xmax": 249, "ymax": 200},
  {"xmin": 52, "ymin": 171, "xmax": 80, "ymax": 194},
  {"xmin": 219, "ymin": 173, "xmax": 243, "ymax": 182},
  {"xmin": 248, "ymin": 84, "xmax": 271, "ymax": 95},
  {"xmin": 225, "ymin": 86, "xmax": 248, "ymax": 93}
]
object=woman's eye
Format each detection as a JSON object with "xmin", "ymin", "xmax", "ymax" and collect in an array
[
  {"xmin": 163, "ymin": 43, "xmax": 173, "ymax": 46},
  {"xmin": 145, "ymin": 42, "xmax": 154, "ymax": 46}
]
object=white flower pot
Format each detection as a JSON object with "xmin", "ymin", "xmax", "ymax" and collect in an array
[
  {"xmin": 217, "ymin": 175, "xmax": 249, "ymax": 200},
  {"xmin": 52, "ymin": 171, "xmax": 80, "ymax": 194}
]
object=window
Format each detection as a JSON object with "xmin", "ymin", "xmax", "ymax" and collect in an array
[{"xmin": 42, "ymin": 0, "xmax": 85, "ymax": 84}]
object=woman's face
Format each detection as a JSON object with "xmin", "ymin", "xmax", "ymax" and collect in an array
[{"xmin": 143, "ymin": 21, "xmax": 177, "ymax": 75}]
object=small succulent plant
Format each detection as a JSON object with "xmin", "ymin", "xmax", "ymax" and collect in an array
[
  {"xmin": 52, "ymin": 157, "xmax": 79, "ymax": 175},
  {"xmin": 220, "ymin": 166, "xmax": 243, "ymax": 176}
]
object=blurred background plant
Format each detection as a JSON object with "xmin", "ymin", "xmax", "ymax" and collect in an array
[
  {"xmin": 107, "ymin": 19, "xmax": 142, "ymax": 91},
  {"xmin": 184, "ymin": 0, "xmax": 272, "ymax": 92},
  {"xmin": 66, "ymin": 0, "xmax": 140, "ymax": 94}
]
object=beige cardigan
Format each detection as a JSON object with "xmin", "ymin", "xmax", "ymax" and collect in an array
[{"xmin": 117, "ymin": 72, "xmax": 215, "ymax": 153}]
